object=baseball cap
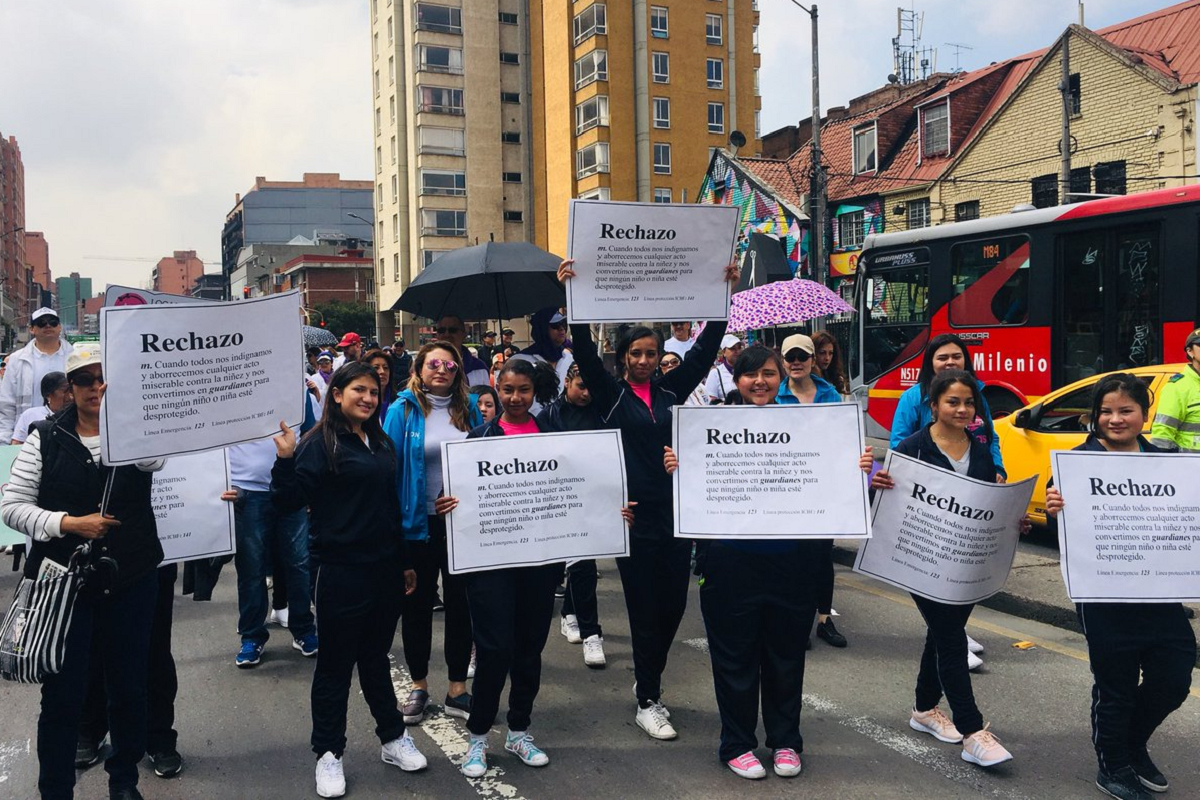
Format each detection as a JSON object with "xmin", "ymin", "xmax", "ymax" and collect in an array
[
  {"xmin": 66, "ymin": 347, "xmax": 102, "ymax": 376},
  {"xmin": 338, "ymin": 332, "xmax": 361, "ymax": 347},
  {"xmin": 720, "ymin": 334, "xmax": 744, "ymax": 350},
  {"xmin": 317, "ymin": 351, "xmax": 334, "ymax": 362},
  {"xmin": 31, "ymin": 307, "xmax": 59, "ymax": 324},
  {"xmin": 484, "ymin": 330, "xmax": 497, "ymax": 338},
  {"xmin": 781, "ymin": 334, "xmax": 815, "ymax": 357},
  {"xmin": 548, "ymin": 311, "xmax": 566, "ymax": 325},
  {"xmin": 501, "ymin": 327, "xmax": 515, "ymax": 335},
  {"xmin": 1185, "ymin": 328, "xmax": 1200, "ymax": 349}
]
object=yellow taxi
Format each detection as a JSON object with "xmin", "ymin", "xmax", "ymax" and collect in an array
[{"xmin": 993, "ymin": 363, "xmax": 1186, "ymax": 525}]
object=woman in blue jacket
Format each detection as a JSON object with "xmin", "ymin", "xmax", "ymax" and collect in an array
[{"xmin": 382, "ymin": 342, "xmax": 482, "ymax": 725}]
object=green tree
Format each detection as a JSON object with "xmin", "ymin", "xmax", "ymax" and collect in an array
[{"xmin": 313, "ymin": 300, "xmax": 376, "ymax": 340}]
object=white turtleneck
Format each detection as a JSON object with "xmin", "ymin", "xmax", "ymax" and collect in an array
[{"xmin": 423, "ymin": 392, "xmax": 466, "ymax": 513}]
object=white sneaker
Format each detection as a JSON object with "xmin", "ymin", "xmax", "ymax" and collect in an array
[
  {"xmin": 315, "ymin": 751, "xmax": 345, "ymax": 798},
  {"xmin": 968, "ymin": 650, "xmax": 984, "ymax": 671},
  {"xmin": 966, "ymin": 634, "xmax": 983, "ymax": 654},
  {"xmin": 560, "ymin": 615, "xmax": 582, "ymax": 643},
  {"xmin": 633, "ymin": 683, "xmax": 671, "ymax": 718},
  {"xmin": 583, "ymin": 635, "xmax": 606, "ymax": 668},
  {"xmin": 636, "ymin": 702, "xmax": 677, "ymax": 740},
  {"xmin": 267, "ymin": 607, "xmax": 289, "ymax": 628},
  {"xmin": 381, "ymin": 732, "xmax": 428, "ymax": 772}
]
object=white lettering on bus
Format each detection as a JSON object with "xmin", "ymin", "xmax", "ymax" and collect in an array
[{"xmin": 972, "ymin": 352, "xmax": 1049, "ymax": 374}]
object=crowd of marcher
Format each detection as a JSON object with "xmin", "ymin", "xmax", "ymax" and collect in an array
[{"xmin": 0, "ymin": 286, "xmax": 1197, "ymax": 800}]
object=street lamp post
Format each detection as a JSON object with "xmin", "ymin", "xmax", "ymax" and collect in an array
[
  {"xmin": 787, "ymin": 2, "xmax": 825, "ymax": 287},
  {"xmin": 346, "ymin": 213, "xmax": 388, "ymax": 344}
]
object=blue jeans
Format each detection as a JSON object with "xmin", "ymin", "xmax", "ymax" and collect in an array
[
  {"xmin": 234, "ymin": 490, "xmax": 314, "ymax": 644},
  {"xmin": 38, "ymin": 569, "xmax": 158, "ymax": 799}
]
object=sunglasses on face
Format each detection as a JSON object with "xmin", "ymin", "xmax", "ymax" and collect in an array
[
  {"xmin": 661, "ymin": 358, "xmax": 681, "ymax": 367},
  {"xmin": 784, "ymin": 351, "xmax": 812, "ymax": 363},
  {"xmin": 69, "ymin": 373, "xmax": 105, "ymax": 388},
  {"xmin": 435, "ymin": 326, "xmax": 462, "ymax": 335},
  {"xmin": 34, "ymin": 318, "xmax": 60, "ymax": 328},
  {"xmin": 426, "ymin": 358, "xmax": 459, "ymax": 373}
]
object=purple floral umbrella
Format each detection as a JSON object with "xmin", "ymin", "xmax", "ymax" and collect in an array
[{"xmin": 727, "ymin": 278, "xmax": 855, "ymax": 333}]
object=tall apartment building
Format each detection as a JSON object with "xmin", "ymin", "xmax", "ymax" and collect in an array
[
  {"xmin": 0, "ymin": 132, "xmax": 28, "ymax": 347},
  {"xmin": 371, "ymin": 0, "xmax": 533, "ymax": 344},
  {"xmin": 54, "ymin": 272, "xmax": 92, "ymax": 332},
  {"xmin": 152, "ymin": 250, "xmax": 207, "ymax": 296},
  {"xmin": 529, "ymin": 0, "xmax": 762, "ymax": 256},
  {"xmin": 25, "ymin": 231, "xmax": 50, "ymax": 303}
]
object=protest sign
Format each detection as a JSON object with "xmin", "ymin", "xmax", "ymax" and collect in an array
[
  {"xmin": 441, "ymin": 430, "xmax": 629, "ymax": 574},
  {"xmin": 100, "ymin": 291, "xmax": 304, "ymax": 465},
  {"xmin": 672, "ymin": 403, "xmax": 870, "ymax": 539},
  {"xmin": 1052, "ymin": 450, "xmax": 1200, "ymax": 603},
  {"xmin": 0, "ymin": 445, "xmax": 26, "ymax": 548},
  {"xmin": 104, "ymin": 285, "xmax": 214, "ymax": 308},
  {"xmin": 854, "ymin": 452, "xmax": 1035, "ymax": 605},
  {"xmin": 153, "ymin": 450, "xmax": 236, "ymax": 565},
  {"xmin": 566, "ymin": 199, "xmax": 739, "ymax": 323}
]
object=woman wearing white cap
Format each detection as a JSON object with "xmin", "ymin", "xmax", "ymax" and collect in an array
[{"xmin": 704, "ymin": 334, "xmax": 745, "ymax": 404}]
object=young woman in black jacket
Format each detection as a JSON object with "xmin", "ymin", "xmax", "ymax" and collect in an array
[
  {"xmin": 1045, "ymin": 374, "xmax": 1195, "ymax": 800},
  {"xmin": 558, "ymin": 257, "xmax": 738, "ymax": 740},
  {"xmin": 271, "ymin": 362, "xmax": 423, "ymax": 798},
  {"xmin": 871, "ymin": 370, "xmax": 1022, "ymax": 769}
]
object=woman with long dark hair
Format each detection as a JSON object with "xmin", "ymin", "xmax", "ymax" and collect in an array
[
  {"xmin": 382, "ymin": 342, "xmax": 482, "ymax": 725},
  {"xmin": 363, "ymin": 348, "xmax": 397, "ymax": 422},
  {"xmin": 272, "ymin": 362, "xmax": 424, "ymax": 797},
  {"xmin": 558, "ymin": 257, "xmax": 738, "ymax": 740},
  {"xmin": 811, "ymin": 330, "xmax": 849, "ymax": 395}
]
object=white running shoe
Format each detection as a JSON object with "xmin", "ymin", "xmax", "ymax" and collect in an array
[
  {"xmin": 315, "ymin": 752, "xmax": 345, "ymax": 798},
  {"xmin": 968, "ymin": 650, "xmax": 984, "ymax": 671},
  {"xmin": 560, "ymin": 615, "xmax": 582, "ymax": 643},
  {"xmin": 583, "ymin": 635, "xmax": 606, "ymax": 668},
  {"xmin": 636, "ymin": 702, "xmax": 677, "ymax": 740},
  {"xmin": 267, "ymin": 607, "xmax": 289, "ymax": 628},
  {"xmin": 966, "ymin": 634, "xmax": 983, "ymax": 654},
  {"xmin": 381, "ymin": 732, "xmax": 428, "ymax": 772}
]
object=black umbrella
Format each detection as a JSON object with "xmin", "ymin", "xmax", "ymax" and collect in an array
[
  {"xmin": 303, "ymin": 325, "xmax": 337, "ymax": 347},
  {"xmin": 393, "ymin": 241, "xmax": 565, "ymax": 321}
]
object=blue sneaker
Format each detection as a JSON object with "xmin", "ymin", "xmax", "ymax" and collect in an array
[
  {"xmin": 292, "ymin": 633, "xmax": 319, "ymax": 658},
  {"xmin": 235, "ymin": 641, "xmax": 264, "ymax": 668},
  {"xmin": 505, "ymin": 731, "xmax": 549, "ymax": 767},
  {"xmin": 461, "ymin": 737, "xmax": 488, "ymax": 778}
]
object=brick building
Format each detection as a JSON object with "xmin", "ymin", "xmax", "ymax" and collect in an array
[
  {"xmin": 25, "ymin": 231, "xmax": 50, "ymax": 310},
  {"xmin": 0, "ymin": 132, "xmax": 28, "ymax": 347},
  {"xmin": 152, "ymin": 250, "xmax": 207, "ymax": 296},
  {"xmin": 267, "ymin": 253, "xmax": 374, "ymax": 310}
]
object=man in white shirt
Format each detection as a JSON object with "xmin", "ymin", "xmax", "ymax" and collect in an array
[
  {"xmin": 0, "ymin": 308, "xmax": 73, "ymax": 442},
  {"xmin": 663, "ymin": 321, "xmax": 695, "ymax": 358}
]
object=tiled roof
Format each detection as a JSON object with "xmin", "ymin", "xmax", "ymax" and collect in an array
[{"xmin": 1095, "ymin": 0, "xmax": 1200, "ymax": 84}]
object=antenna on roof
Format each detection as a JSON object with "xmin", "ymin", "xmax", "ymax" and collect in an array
[
  {"xmin": 944, "ymin": 42, "xmax": 974, "ymax": 72},
  {"xmin": 893, "ymin": 5, "xmax": 938, "ymax": 84}
]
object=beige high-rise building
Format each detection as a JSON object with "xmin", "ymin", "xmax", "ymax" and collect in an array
[{"xmin": 371, "ymin": 0, "xmax": 533, "ymax": 344}]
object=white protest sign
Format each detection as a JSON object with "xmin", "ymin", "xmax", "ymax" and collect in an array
[
  {"xmin": 152, "ymin": 450, "xmax": 236, "ymax": 565},
  {"xmin": 854, "ymin": 451, "xmax": 1035, "ymax": 605},
  {"xmin": 100, "ymin": 291, "xmax": 304, "ymax": 465},
  {"xmin": 1052, "ymin": 450, "xmax": 1200, "ymax": 603},
  {"xmin": 566, "ymin": 199, "xmax": 739, "ymax": 323},
  {"xmin": 442, "ymin": 430, "xmax": 629, "ymax": 574},
  {"xmin": 672, "ymin": 403, "xmax": 871, "ymax": 539},
  {"xmin": 104, "ymin": 285, "xmax": 214, "ymax": 308}
]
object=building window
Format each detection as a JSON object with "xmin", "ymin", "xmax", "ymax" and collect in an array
[
  {"xmin": 375, "ymin": 146, "xmax": 381, "ymax": 174},
  {"xmin": 653, "ymin": 188, "xmax": 671, "ymax": 203},
  {"xmin": 501, "ymin": 131, "xmax": 521, "ymax": 144},
  {"xmin": 418, "ymin": 126, "xmax": 465, "ymax": 155},
  {"xmin": 418, "ymin": 44, "xmax": 463, "ymax": 74},
  {"xmin": 418, "ymin": 86, "xmax": 464, "ymax": 114},
  {"xmin": 706, "ymin": 58, "xmax": 723, "ymax": 89},
  {"xmin": 500, "ymin": 52, "xmax": 519, "ymax": 65},
  {"xmin": 852, "ymin": 125, "xmax": 876, "ymax": 174},
  {"xmin": 573, "ymin": 3, "xmax": 607, "ymax": 45},
  {"xmin": 375, "ymin": 107, "xmax": 382, "ymax": 135},
  {"xmin": 389, "ymin": 95, "xmax": 396, "ymax": 123},
  {"xmin": 576, "ymin": 142, "xmax": 611, "ymax": 178},
  {"xmin": 500, "ymin": 91, "xmax": 521, "ymax": 104},
  {"xmin": 377, "ymin": 182, "xmax": 383, "ymax": 210},
  {"xmin": 392, "ymin": 213, "xmax": 399, "ymax": 242},
  {"xmin": 574, "ymin": 50, "xmax": 608, "ymax": 89},
  {"xmin": 954, "ymin": 200, "xmax": 979, "ymax": 222},
  {"xmin": 1068, "ymin": 72, "xmax": 1081, "ymax": 116},
  {"xmin": 379, "ymin": 256, "xmax": 386, "ymax": 284},
  {"xmin": 415, "ymin": 4, "xmax": 462, "ymax": 34},
  {"xmin": 502, "ymin": 172, "xmax": 522, "ymax": 183},
  {"xmin": 755, "ymin": 110, "xmax": 761, "ymax": 139},
  {"xmin": 1068, "ymin": 166, "xmax": 1091, "ymax": 201},
  {"xmin": 391, "ymin": 175, "xmax": 398, "ymax": 203},
  {"xmin": 387, "ymin": 15, "xmax": 393, "ymax": 43},
  {"xmin": 705, "ymin": 14, "xmax": 723, "ymax": 45},
  {"xmin": 422, "ymin": 209, "xmax": 467, "ymax": 236},
  {"xmin": 503, "ymin": 210, "xmax": 524, "ymax": 222},
  {"xmin": 374, "ymin": 70, "xmax": 380, "ymax": 97},
  {"xmin": 393, "ymin": 253, "xmax": 399, "ymax": 281},
  {"xmin": 498, "ymin": 11, "xmax": 518, "ymax": 25},
  {"xmin": 423, "ymin": 250, "xmax": 447, "ymax": 269},
  {"xmin": 653, "ymin": 142, "xmax": 671, "ymax": 174},
  {"xmin": 1031, "ymin": 173, "xmax": 1058, "ymax": 208},
  {"xmin": 1094, "ymin": 160, "xmax": 1126, "ymax": 195},
  {"xmin": 754, "ymin": 68, "xmax": 760, "ymax": 96},
  {"xmin": 575, "ymin": 95, "xmax": 610, "ymax": 134},
  {"xmin": 652, "ymin": 52, "xmax": 670, "ymax": 83},
  {"xmin": 653, "ymin": 97, "xmax": 670, "ymax": 129},
  {"xmin": 390, "ymin": 135, "xmax": 397, "ymax": 163},
  {"xmin": 373, "ymin": 32, "xmax": 378, "ymax": 60},
  {"xmin": 907, "ymin": 199, "xmax": 930, "ymax": 230},
  {"xmin": 922, "ymin": 102, "xmax": 949, "ymax": 157},
  {"xmin": 578, "ymin": 187, "xmax": 611, "ymax": 201},
  {"xmin": 753, "ymin": 24, "xmax": 760, "ymax": 52},
  {"xmin": 389, "ymin": 56, "xmax": 395, "ymax": 84},
  {"xmin": 650, "ymin": 6, "xmax": 668, "ymax": 38},
  {"xmin": 839, "ymin": 210, "xmax": 865, "ymax": 249},
  {"xmin": 707, "ymin": 102, "xmax": 724, "ymax": 134},
  {"xmin": 372, "ymin": 0, "xmax": 378, "ymax": 21},
  {"xmin": 420, "ymin": 169, "xmax": 466, "ymax": 196}
]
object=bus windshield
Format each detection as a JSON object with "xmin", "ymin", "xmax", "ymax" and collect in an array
[{"xmin": 862, "ymin": 262, "xmax": 929, "ymax": 383}]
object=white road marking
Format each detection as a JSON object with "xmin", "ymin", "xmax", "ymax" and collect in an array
[
  {"xmin": 681, "ymin": 637, "xmax": 709, "ymax": 654},
  {"xmin": 0, "ymin": 739, "xmax": 30, "ymax": 785},
  {"xmin": 388, "ymin": 654, "xmax": 527, "ymax": 800}
]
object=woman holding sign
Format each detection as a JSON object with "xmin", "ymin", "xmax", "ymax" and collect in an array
[
  {"xmin": 871, "ymin": 369, "xmax": 1017, "ymax": 768},
  {"xmin": 559, "ymin": 257, "xmax": 738, "ymax": 741},
  {"xmin": 271, "ymin": 362, "xmax": 425, "ymax": 797},
  {"xmin": 1045, "ymin": 374, "xmax": 1195, "ymax": 799}
]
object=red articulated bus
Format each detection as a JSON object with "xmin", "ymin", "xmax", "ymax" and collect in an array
[{"xmin": 853, "ymin": 183, "xmax": 1200, "ymax": 439}]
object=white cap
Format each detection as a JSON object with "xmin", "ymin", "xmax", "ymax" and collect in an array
[
  {"xmin": 66, "ymin": 347, "xmax": 101, "ymax": 376},
  {"xmin": 31, "ymin": 307, "xmax": 58, "ymax": 323},
  {"xmin": 720, "ymin": 334, "xmax": 743, "ymax": 350}
]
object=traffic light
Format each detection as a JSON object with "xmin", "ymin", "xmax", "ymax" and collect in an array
[{"xmin": 242, "ymin": 286, "xmax": 250, "ymax": 299}]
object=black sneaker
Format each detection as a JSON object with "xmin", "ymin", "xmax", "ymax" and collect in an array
[
  {"xmin": 108, "ymin": 787, "xmax": 144, "ymax": 800},
  {"xmin": 1096, "ymin": 767, "xmax": 1152, "ymax": 800},
  {"xmin": 444, "ymin": 692, "xmax": 472, "ymax": 720},
  {"xmin": 148, "ymin": 749, "xmax": 184, "ymax": 778},
  {"xmin": 1129, "ymin": 750, "xmax": 1168, "ymax": 793},
  {"xmin": 816, "ymin": 618, "xmax": 848, "ymax": 648},
  {"xmin": 75, "ymin": 736, "xmax": 105, "ymax": 769}
]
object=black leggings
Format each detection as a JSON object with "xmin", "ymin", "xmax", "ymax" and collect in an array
[
  {"xmin": 401, "ymin": 516, "xmax": 472, "ymax": 683},
  {"xmin": 815, "ymin": 539, "xmax": 834, "ymax": 615},
  {"xmin": 912, "ymin": 595, "xmax": 983, "ymax": 738},
  {"xmin": 561, "ymin": 559, "xmax": 602, "ymax": 639}
]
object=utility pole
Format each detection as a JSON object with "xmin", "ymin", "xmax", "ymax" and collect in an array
[
  {"xmin": 1060, "ymin": 30, "xmax": 1072, "ymax": 203},
  {"xmin": 788, "ymin": 2, "xmax": 825, "ymax": 286}
]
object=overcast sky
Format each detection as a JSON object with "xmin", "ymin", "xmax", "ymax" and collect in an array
[{"xmin": 0, "ymin": 0, "xmax": 1171, "ymax": 289}]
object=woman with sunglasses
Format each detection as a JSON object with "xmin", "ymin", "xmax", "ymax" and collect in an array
[
  {"xmin": 776, "ymin": 334, "xmax": 846, "ymax": 650},
  {"xmin": 2, "ymin": 347, "xmax": 165, "ymax": 799},
  {"xmin": 383, "ymin": 342, "xmax": 483, "ymax": 726}
]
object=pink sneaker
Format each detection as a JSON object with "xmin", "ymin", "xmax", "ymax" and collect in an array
[
  {"xmin": 910, "ymin": 706, "xmax": 963, "ymax": 743},
  {"xmin": 961, "ymin": 725, "xmax": 1013, "ymax": 767},
  {"xmin": 773, "ymin": 748, "xmax": 802, "ymax": 777},
  {"xmin": 726, "ymin": 751, "xmax": 767, "ymax": 780}
]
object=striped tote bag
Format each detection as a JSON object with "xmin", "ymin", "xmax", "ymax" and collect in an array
[{"xmin": 0, "ymin": 550, "xmax": 87, "ymax": 684}]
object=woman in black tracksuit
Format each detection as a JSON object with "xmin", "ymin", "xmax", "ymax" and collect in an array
[
  {"xmin": 558, "ymin": 257, "xmax": 737, "ymax": 740},
  {"xmin": 1045, "ymin": 373, "xmax": 1195, "ymax": 800}
]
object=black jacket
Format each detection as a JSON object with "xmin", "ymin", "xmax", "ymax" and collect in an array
[
  {"xmin": 26, "ymin": 406, "xmax": 163, "ymax": 594},
  {"xmin": 893, "ymin": 423, "xmax": 999, "ymax": 483},
  {"xmin": 569, "ymin": 321, "xmax": 725, "ymax": 509},
  {"xmin": 272, "ymin": 430, "xmax": 409, "ymax": 567},
  {"xmin": 536, "ymin": 396, "xmax": 602, "ymax": 432}
]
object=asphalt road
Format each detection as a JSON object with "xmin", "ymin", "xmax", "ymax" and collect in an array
[{"xmin": 1, "ymin": 562, "xmax": 1197, "ymax": 800}]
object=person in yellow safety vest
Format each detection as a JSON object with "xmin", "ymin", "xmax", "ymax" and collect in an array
[{"xmin": 1149, "ymin": 328, "xmax": 1200, "ymax": 452}]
